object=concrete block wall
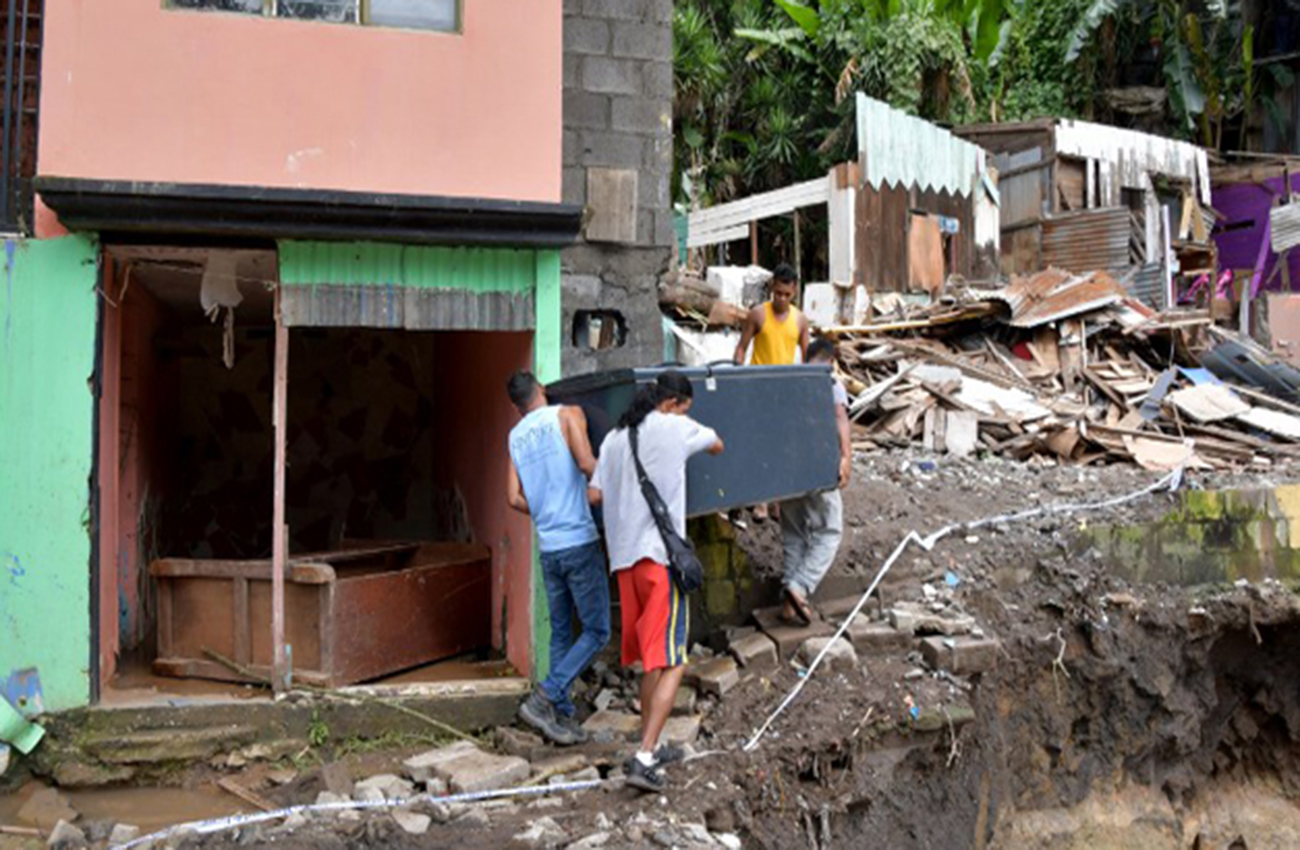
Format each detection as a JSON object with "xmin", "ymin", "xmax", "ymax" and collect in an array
[{"xmin": 561, "ymin": 0, "xmax": 673, "ymax": 376}]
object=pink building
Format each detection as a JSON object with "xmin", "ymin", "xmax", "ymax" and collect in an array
[{"xmin": 3, "ymin": 0, "xmax": 585, "ymax": 711}]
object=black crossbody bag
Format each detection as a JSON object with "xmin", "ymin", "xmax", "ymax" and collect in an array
[{"xmin": 628, "ymin": 424, "xmax": 704, "ymax": 594}]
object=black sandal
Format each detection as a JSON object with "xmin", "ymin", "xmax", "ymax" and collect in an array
[{"xmin": 784, "ymin": 588, "xmax": 813, "ymax": 626}]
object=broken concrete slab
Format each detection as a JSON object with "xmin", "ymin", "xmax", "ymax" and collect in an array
[
  {"xmin": 753, "ymin": 606, "xmax": 834, "ymax": 658},
  {"xmin": 108, "ymin": 824, "xmax": 141, "ymax": 845},
  {"xmin": 582, "ymin": 711, "xmax": 642, "ymax": 740},
  {"xmin": 920, "ymin": 636, "xmax": 1001, "ymax": 675},
  {"xmin": 889, "ymin": 602, "xmax": 975, "ymax": 636},
  {"xmin": 354, "ymin": 773, "xmax": 414, "ymax": 801},
  {"xmin": 430, "ymin": 747, "xmax": 531, "ymax": 794},
  {"xmin": 402, "ymin": 741, "xmax": 479, "ymax": 783},
  {"xmin": 685, "ymin": 656, "xmax": 739, "ymax": 697},
  {"xmin": 495, "ymin": 727, "xmax": 543, "ymax": 759},
  {"xmin": 84, "ymin": 725, "xmax": 259, "ymax": 765},
  {"xmin": 392, "ymin": 810, "xmax": 432, "ymax": 836},
  {"xmin": 46, "ymin": 819, "xmax": 86, "ymax": 850},
  {"xmin": 661, "ymin": 714, "xmax": 702, "ymax": 745},
  {"xmin": 315, "ymin": 791, "xmax": 349, "ymax": 806},
  {"xmin": 846, "ymin": 619, "xmax": 914, "ymax": 654},
  {"xmin": 672, "ymin": 685, "xmax": 697, "ymax": 716},
  {"xmin": 511, "ymin": 815, "xmax": 567, "ymax": 849},
  {"xmin": 17, "ymin": 787, "xmax": 79, "ymax": 831},
  {"xmin": 320, "ymin": 762, "xmax": 354, "ymax": 797},
  {"xmin": 567, "ymin": 831, "xmax": 613, "ymax": 850},
  {"xmin": 799, "ymin": 637, "xmax": 858, "ymax": 672},
  {"xmin": 728, "ymin": 632, "xmax": 778, "ymax": 671}
]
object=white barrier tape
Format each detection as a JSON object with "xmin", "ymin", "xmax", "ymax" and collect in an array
[
  {"xmin": 114, "ymin": 778, "xmax": 608, "ymax": 849},
  {"xmin": 742, "ymin": 467, "xmax": 1183, "ymax": 752}
]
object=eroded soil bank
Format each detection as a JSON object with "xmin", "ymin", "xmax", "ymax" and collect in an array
[{"xmin": 8, "ymin": 453, "xmax": 1300, "ymax": 849}]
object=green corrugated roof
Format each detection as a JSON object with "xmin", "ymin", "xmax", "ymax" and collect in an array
[{"xmin": 279, "ymin": 241, "xmax": 538, "ymax": 294}]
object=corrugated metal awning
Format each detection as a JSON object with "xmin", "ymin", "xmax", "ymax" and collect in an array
[{"xmin": 278, "ymin": 241, "xmax": 544, "ymax": 331}]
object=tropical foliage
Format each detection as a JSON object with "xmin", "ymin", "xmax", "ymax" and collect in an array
[{"xmin": 674, "ymin": 0, "xmax": 1286, "ymax": 208}]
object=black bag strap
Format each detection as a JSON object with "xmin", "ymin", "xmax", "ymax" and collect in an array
[{"xmin": 628, "ymin": 424, "xmax": 676, "ymax": 539}]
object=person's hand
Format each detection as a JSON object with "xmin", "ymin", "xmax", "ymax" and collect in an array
[{"xmin": 838, "ymin": 456, "xmax": 851, "ymax": 489}]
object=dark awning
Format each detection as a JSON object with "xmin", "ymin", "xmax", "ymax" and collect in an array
[{"xmin": 35, "ymin": 177, "xmax": 583, "ymax": 249}]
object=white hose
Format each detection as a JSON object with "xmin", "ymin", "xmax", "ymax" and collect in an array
[
  {"xmin": 113, "ymin": 778, "xmax": 608, "ymax": 849},
  {"xmin": 742, "ymin": 467, "xmax": 1184, "ymax": 751}
]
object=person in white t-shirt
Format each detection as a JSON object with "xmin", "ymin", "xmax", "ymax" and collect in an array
[{"xmin": 588, "ymin": 371, "xmax": 724, "ymax": 794}]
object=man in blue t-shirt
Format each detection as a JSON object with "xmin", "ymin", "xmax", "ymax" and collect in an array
[{"xmin": 507, "ymin": 371, "xmax": 610, "ymax": 746}]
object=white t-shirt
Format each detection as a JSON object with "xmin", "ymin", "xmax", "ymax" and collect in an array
[{"xmin": 591, "ymin": 410, "xmax": 720, "ymax": 572}]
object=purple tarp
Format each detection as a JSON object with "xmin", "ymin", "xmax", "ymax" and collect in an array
[{"xmin": 1213, "ymin": 172, "xmax": 1300, "ymax": 297}]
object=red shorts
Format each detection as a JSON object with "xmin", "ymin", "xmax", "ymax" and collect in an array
[{"xmin": 618, "ymin": 559, "xmax": 689, "ymax": 671}]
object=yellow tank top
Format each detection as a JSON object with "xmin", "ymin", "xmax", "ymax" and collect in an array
[{"xmin": 751, "ymin": 302, "xmax": 802, "ymax": 365}]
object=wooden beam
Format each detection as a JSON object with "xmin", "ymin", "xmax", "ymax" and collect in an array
[{"xmin": 272, "ymin": 286, "xmax": 289, "ymax": 693}]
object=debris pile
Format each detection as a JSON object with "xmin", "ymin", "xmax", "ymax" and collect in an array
[{"xmin": 831, "ymin": 268, "xmax": 1300, "ymax": 470}]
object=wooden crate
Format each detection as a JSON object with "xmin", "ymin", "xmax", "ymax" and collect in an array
[{"xmin": 150, "ymin": 542, "xmax": 492, "ymax": 687}]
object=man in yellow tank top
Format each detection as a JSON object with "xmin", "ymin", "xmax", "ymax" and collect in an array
[{"xmin": 733, "ymin": 264, "xmax": 809, "ymax": 365}]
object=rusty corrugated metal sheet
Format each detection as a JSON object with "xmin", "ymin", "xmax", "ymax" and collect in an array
[
  {"xmin": 281, "ymin": 285, "xmax": 534, "ymax": 330},
  {"xmin": 277, "ymin": 240, "xmax": 540, "ymax": 330},
  {"xmin": 1041, "ymin": 207, "xmax": 1130, "ymax": 273},
  {"xmin": 1124, "ymin": 262, "xmax": 1167, "ymax": 311},
  {"xmin": 985, "ymin": 267, "xmax": 1127, "ymax": 328}
]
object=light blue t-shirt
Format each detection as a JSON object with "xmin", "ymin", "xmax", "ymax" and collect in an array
[{"xmin": 508, "ymin": 406, "xmax": 599, "ymax": 554}]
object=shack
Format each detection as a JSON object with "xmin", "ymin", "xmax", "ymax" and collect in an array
[
  {"xmin": 956, "ymin": 119, "xmax": 1214, "ymax": 309},
  {"xmin": 683, "ymin": 95, "xmax": 999, "ymax": 324}
]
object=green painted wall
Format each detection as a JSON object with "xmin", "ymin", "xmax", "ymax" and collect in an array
[
  {"xmin": 531, "ymin": 251, "xmax": 562, "ymax": 682},
  {"xmin": 0, "ymin": 235, "xmax": 99, "ymax": 713}
]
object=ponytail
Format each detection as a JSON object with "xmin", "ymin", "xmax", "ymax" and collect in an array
[{"xmin": 618, "ymin": 370, "xmax": 694, "ymax": 430}]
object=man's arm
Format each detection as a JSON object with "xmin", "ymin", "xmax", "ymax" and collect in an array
[
  {"xmin": 706, "ymin": 437, "xmax": 725, "ymax": 456},
  {"xmin": 835, "ymin": 402, "xmax": 852, "ymax": 488},
  {"xmin": 559, "ymin": 405, "xmax": 597, "ymax": 479},
  {"xmin": 733, "ymin": 307, "xmax": 763, "ymax": 364},
  {"xmin": 799, "ymin": 313, "xmax": 811, "ymax": 363},
  {"xmin": 507, "ymin": 459, "xmax": 530, "ymax": 515},
  {"xmin": 587, "ymin": 486, "xmax": 603, "ymax": 506}
]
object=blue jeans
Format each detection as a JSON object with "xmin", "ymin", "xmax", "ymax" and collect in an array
[{"xmin": 539, "ymin": 539, "xmax": 611, "ymax": 717}]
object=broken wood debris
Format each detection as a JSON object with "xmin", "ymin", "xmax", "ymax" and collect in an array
[{"xmin": 822, "ymin": 267, "xmax": 1300, "ymax": 469}]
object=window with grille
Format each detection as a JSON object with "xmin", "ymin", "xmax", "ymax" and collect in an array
[
  {"xmin": 168, "ymin": 0, "xmax": 460, "ymax": 33},
  {"xmin": 0, "ymin": 0, "xmax": 41, "ymax": 234}
]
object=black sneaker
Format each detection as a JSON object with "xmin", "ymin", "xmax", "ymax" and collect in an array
[
  {"xmin": 653, "ymin": 743, "xmax": 686, "ymax": 765},
  {"xmin": 519, "ymin": 690, "xmax": 579, "ymax": 746},
  {"xmin": 624, "ymin": 757, "xmax": 666, "ymax": 794},
  {"xmin": 557, "ymin": 714, "xmax": 590, "ymax": 744}
]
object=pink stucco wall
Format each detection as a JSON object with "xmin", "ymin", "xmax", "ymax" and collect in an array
[{"xmin": 38, "ymin": 0, "xmax": 560, "ymax": 203}]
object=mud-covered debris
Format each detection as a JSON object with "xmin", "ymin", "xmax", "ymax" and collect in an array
[
  {"xmin": 686, "ymin": 656, "xmax": 741, "ymax": 696},
  {"xmin": 799, "ymin": 636, "xmax": 858, "ymax": 672},
  {"xmin": 46, "ymin": 819, "xmax": 86, "ymax": 850},
  {"xmin": 353, "ymin": 773, "xmax": 413, "ymax": 801},
  {"xmin": 391, "ymin": 809, "xmax": 431, "ymax": 836},
  {"xmin": 729, "ymin": 632, "xmax": 779, "ymax": 671},
  {"xmin": 510, "ymin": 815, "xmax": 567, "ymax": 848},
  {"xmin": 18, "ymin": 787, "xmax": 78, "ymax": 831}
]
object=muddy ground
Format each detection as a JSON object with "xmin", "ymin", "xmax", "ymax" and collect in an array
[{"xmin": 7, "ymin": 450, "xmax": 1300, "ymax": 849}]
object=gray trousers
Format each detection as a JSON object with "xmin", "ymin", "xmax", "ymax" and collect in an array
[{"xmin": 779, "ymin": 488, "xmax": 843, "ymax": 598}]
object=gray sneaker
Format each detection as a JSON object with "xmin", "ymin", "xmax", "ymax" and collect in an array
[
  {"xmin": 557, "ymin": 714, "xmax": 590, "ymax": 744},
  {"xmin": 519, "ymin": 690, "xmax": 579, "ymax": 746}
]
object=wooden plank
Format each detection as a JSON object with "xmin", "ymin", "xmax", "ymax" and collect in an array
[
  {"xmin": 152, "ymin": 657, "xmax": 330, "ymax": 688},
  {"xmin": 945, "ymin": 410, "xmax": 980, "ymax": 458},
  {"xmin": 218, "ymin": 777, "xmax": 275, "ymax": 812},
  {"xmin": 158, "ymin": 579, "xmax": 174, "ymax": 658},
  {"xmin": 272, "ymin": 291, "xmax": 289, "ymax": 693},
  {"xmin": 233, "ymin": 577, "xmax": 250, "ymax": 665},
  {"xmin": 1167, "ymin": 384, "xmax": 1251, "ymax": 423},
  {"xmin": 688, "ymin": 176, "xmax": 830, "ymax": 233},
  {"xmin": 151, "ymin": 559, "xmax": 335, "ymax": 585}
]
